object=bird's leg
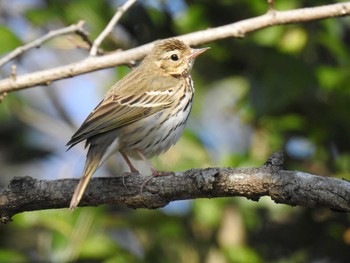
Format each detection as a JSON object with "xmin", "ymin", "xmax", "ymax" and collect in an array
[
  {"xmin": 120, "ymin": 151, "xmax": 139, "ymax": 173},
  {"xmin": 136, "ymin": 150, "xmax": 175, "ymax": 193},
  {"xmin": 120, "ymin": 151, "xmax": 140, "ymax": 188},
  {"xmin": 137, "ymin": 150, "xmax": 174, "ymax": 176}
]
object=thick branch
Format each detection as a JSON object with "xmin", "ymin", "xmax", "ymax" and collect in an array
[
  {"xmin": 1, "ymin": 152, "xmax": 349, "ymax": 224},
  {"xmin": 0, "ymin": 2, "xmax": 349, "ymax": 93}
]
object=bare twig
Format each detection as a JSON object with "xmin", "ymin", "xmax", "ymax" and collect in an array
[
  {"xmin": 44, "ymin": 88, "xmax": 76, "ymax": 129},
  {"xmin": 0, "ymin": 2, "xmax": 349, "ymax": 94},
  {"xmin": 90, "ymin": 0, "xmax": 138, "ymax": 56},
  {"xmin": 10, "ymin": 65, "xmax": 17, "ymax": 80},
  {"xmin": 268, "ymin": 0, "xmax": 275, "ymax": 12},
  {"xmin": 0, "ymin": 20, "xmax": 89, "ymax": 68},
  {"xmin": 1, "ymin": 152, "xmax": 349, "ymax": 224}
]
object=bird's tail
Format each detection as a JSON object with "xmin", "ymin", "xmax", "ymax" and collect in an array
[{"xmin": 69, "ymin": 149, "xmax": 102, "ymax": 210}]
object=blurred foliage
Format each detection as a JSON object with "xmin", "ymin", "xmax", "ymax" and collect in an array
[
  {"xmin": 1, "ymin": 0, "xmax": 350, "ymax": 262},
  {"xmin": 0, "ymin": 26, "xmax": 22, "ymax": 55}
]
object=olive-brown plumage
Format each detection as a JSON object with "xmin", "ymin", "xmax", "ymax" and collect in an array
[{"xmin": 67, "ymin": 39, "xmax": 208, "ymax": 209}]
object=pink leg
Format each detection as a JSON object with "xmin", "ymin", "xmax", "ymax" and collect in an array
[
  {"xmin": 136, "ymin": 150, "xmax": 159, "ymax": 176},
  {"xmin": 136, "ymin": 150, "xmax": 174, "ymax": 193},
  {"xmin": 120, "ymin": 151, "xmax": 140, "ymax": 188},
  {"xmin": 137, "ymin": 150, "xmax": 174, "ymax": 176},
  {"xmin": 120, "ymin": 151, "xmax": 139, "ymax": 173}
]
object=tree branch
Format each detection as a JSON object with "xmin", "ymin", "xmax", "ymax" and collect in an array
[
  {"xmin": 1, "ymin": 152, "xmax": 349, "ymax": 224},
  {"xmin": 90, "ymin": 0, "xmax": 138, "ymax": 56},
  {"xmin": 0, "ymin": 20, "xmax": 89, "ymax": 68},
  {"xmin": 0, "ymin": 2, "xmax": 349, "ymax": 94}
]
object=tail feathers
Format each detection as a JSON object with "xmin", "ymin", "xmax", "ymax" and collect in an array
[{"xmin": 69, "ymin": 156, "xmax": 101, "ymax": 210}]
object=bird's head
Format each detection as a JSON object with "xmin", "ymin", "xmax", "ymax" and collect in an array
[{"xmin": 143, "ymin": 39, "xmax": 209, "ymax": 77}]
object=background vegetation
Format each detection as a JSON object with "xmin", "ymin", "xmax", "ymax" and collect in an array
[{"xmin": 0, "ymin": 0, "xmax": 350, "ymax": 262}]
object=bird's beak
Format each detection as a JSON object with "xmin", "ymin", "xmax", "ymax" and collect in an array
[{"xmin": 189, "ymin": 47, "xmax": 210, "ymax": 59}]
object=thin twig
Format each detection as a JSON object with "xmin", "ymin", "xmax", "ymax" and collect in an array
[
  {"xmin": 268, "ymin": 0, "xmax": 275, "ymax": 11},
  {"xmin": 0, "ymin": 20, "xmax": 89, "ymax": 68},
  {"xmin": 90, "ymin": 0, "xmax": 138, "ymax": 56},
  {"xmin": 0, "ymin": 2, "xmax": 349, "ymax": 94},
  {"xmin": 44, "ymin": 88, "xmax": 76, "ymax": 129},
  {"xmin": 10, "ymin": 65, "xmax": 17, "ymax": 80}
]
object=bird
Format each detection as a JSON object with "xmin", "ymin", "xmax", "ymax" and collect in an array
[{"xmin": 67, "ymin": 38, "xmax": 209, "ymax": 210}]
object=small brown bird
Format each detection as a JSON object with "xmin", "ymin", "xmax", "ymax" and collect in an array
[{"xmin": 67, "ymin": 39, "xmax": 208, "ymax": 209}]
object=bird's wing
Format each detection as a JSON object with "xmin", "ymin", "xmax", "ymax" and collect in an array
[{"xmin": 67, "ymin": 72, "xmax": 179, "ymax": 147}]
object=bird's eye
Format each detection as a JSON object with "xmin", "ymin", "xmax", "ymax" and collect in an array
[{"xmin": 170, "ymin": 54, "xmax": 179, "ymax": 61}]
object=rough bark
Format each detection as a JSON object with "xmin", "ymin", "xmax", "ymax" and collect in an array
[{"xmin": 1, "ymin": 152, "xmax": 349, "ymax": 224}]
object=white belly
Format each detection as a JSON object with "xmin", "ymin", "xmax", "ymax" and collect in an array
[{"xmin": 120, "ymin": 91, "xmax": 193, "ymax": 158}]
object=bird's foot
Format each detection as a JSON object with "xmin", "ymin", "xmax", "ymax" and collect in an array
[
  {"xmin": 121, "ymin": 171, "xmax": 140, "ymax": 189},
  {"xmin": 140, "ymin": 170, "xmax": 175, "ymax": 193}
]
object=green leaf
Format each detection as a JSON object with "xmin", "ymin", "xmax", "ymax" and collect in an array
[
  {"xmin": 25, "ymin": 8, "xmax": 58, "ymax": 26},
  {"xmin": 224, "ymin": 245, "xmax": 263, "ymax": 263},
  {"xmin": 0, "ymin": 26, "xmax": 22, "ymax": 55},
  {"xmin": 0, "ymin": 249, "xmax": 27, "ymax": 262},
  {"xmin": 174, "ymin": 4, "xmax": 209, "ymax": 34}
]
